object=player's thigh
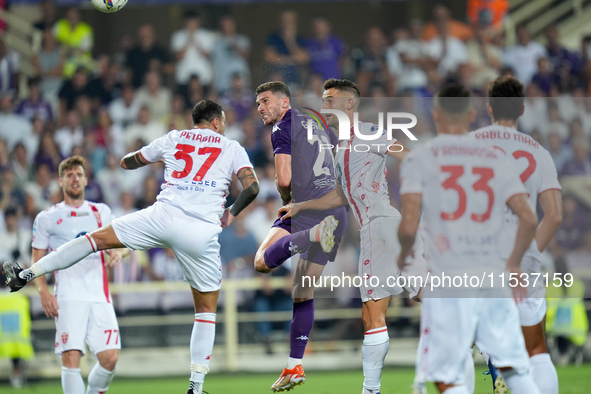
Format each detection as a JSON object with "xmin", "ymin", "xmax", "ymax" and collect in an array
[
  {"xmin": 54, "ymin": 300, "xmax": 91, "ymax": 356},
  {"xmin": 111, "ymin": 203, "xmax": 169, "ymax": 250},
  {"xmin": 476, "ymin": 298, "xmax": 530, "ymax": 374},
  {"xmin": 359, "ymin": 217, "xmax": 404, "ymax": 303},
  {"xmin": 518, "ymin": 256, "xmax": 547, "ymax": 326},
  {"xmin": 86, "ymin": 302, "xmax": 121, "ymax": 355},
  {"xmin": 419, "ymin": 298, "xmax": 478, "ymax": 385},
  {"xmin": 165, "ymin": 220, "xmax": 223, "ymax": 293}
]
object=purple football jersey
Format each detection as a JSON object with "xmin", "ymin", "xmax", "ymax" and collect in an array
[{"xmin": 271, "ymin": 108, "xmax": 337, "ymax": 202}]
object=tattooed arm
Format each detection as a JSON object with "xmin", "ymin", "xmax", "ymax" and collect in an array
[
  {"xmin": 120, "ymin": 150, "xmax": 151, "ymax": 170},
  {"xmin": 221, "ymin": 167, "xmax": 260, "ymax": 228}
]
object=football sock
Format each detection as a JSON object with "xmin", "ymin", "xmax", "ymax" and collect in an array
[
  {"xmin": 286, "ymin": 357, "xmax": 302, "ymax": 370},
  {"xmin": 413, "ymin": 333, "xmax": 426, "ymax": 393},
  {"xmin": 464, "ymin": 348, "xmax": 475, "ymax": 394},
  {"xmin": 501, "ymin": 369, "xmax": 541, "ymax": 394},
  {"xmin": 21, "ymin": 235, "xmax": 96, "ymax": 280},
  {"xmin": 263, "ymin": 231, "xmax": 312, "ymax": 269},
  {"xmin": 530, "ymin": 353, "xmax": 559, "ymax": 394},
  {"xmin": 61, "ymin": 367, "xmax": 85, "ymax": 394},
  {"xmin": 441, "ymin": 385, "xmax": 470, "ymax": 394},
  {"xmin": 289, "ymin": 299, "xmax": 314, "ymax": 359},
  {"xmin": 86, "ymin": 363, "xmax": 115, "ymax": 394},
  {"xmin": 190, "ymin": 313, "xmax": 216, "ymax": 384},
  {"xmin": 362, "ymin": 327, "xmax": 389, "ymax": 392}
]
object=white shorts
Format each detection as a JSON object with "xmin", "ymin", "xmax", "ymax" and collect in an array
[
  {"xmin": 517, "ymin": 256, "xmax": 547, "ymax": 326},
  {"xmin": 112, "ymin": 202, "xmax": 223, "ymax": 292},
  {"xmin": 419, "ymin": 297, "xmax": 529, "ymax": 385},
  {"xmin": 54, "ymin": 300, "xmax": 120, "ymax": 357},
  {"xmin": 358, "ymin": 216, "xmax": 427, "ymax": 303}
]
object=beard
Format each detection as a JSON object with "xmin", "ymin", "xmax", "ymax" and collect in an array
[{"xmin": 65, "ymin": 187, "xmax": 84, "ymax": 200}]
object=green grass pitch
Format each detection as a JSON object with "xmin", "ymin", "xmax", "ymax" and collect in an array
[{"xmin": 1, "ymin": 365, "xmax": 590, "ymax": 393}]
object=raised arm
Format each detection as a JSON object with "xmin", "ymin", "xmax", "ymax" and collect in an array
[
  {"xmin": 120, "ymin": 150, "xmax": 151, "ymax": 170},
  {"xmin": 536, "ymin": 189, "xmax": 563, "ymax": 252},
  {"xmin": 221, "ymin": 167, "xmax": 260, "ymax": 228}
]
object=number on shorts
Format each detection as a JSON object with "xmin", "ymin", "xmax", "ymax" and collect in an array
[
  {"xmin": 104, "ymin": 329, "xmax": 119, "ymax": 345},
  {"xmin": 172, "ymin": 144, "xmax": 221, "ymax": 181}
]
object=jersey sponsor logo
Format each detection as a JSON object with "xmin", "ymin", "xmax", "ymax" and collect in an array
[
  {"xmin": 61, "ymin": 333, "xmax": 68, "ymax": 344},
  {"xmin": 69, "ymin": 211, "xmax": 89, "ymax": 217}
]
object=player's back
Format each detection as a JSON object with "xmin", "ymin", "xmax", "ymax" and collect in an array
[
  {"xmin": 272, "ymin": 108, "xmax": 337, "ymax": 202},
  {"xmin": 140, "ymin": 128, "xmax": 252, "ymax": 224},
  {"xmin": 472, "ymin": 125, "xmax": 561, "ymax": 259},
  {"xmin": 400, "ymin": 134, "xmax": 526, "ymax": 281}
]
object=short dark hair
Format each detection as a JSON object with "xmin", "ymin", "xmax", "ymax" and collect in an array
[
  {"xmin": 255, "ymin": 81, "xmax": 291, "ymax": 101},
  {"xmin": 323, "ymin": 78, "xmax": 361, "ymax": 97},
  {"xmin": 58, "ymin": 155, "xmax": 86, "ymax": 178},
  {"xmin": 487, "ymin": 76, "xmax": 525, "ymax": 122},
  {"xmin": 192, "ymin": 100, "xmax": 224, "ymax": 125},
  {"xmin": 435, "ymin": 83, "xmax": 472, "ymax": 115}
]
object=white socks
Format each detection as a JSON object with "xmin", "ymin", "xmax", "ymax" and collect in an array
[
  {"xmin": 463, "ymin": 348, "xmax": 475, "ymax": 394},
  {"xmin": 501, "ymin": 368, "xmax": 541, "ymax": 394},
  {"xmin": 287, "ymin": 357, "xmax": 302, "ymax": 369},
  {"xmin": 362, "ymin": 327, "xmax": 389, "ymax": 392},
  {"xmin": 190, "ymin": 313, "xmax": 216, "ymax": 383},
  {"xmin": 86, "ymin": 363, "xmax": 115, "ymax": 394},
  {"xmin": 23, "ymin": 235, "xmax": 96, "ymax": 279},
  {"xmin": 530, "ymin": 353, "xmax": 559, "ymax": 394},
  {"xmin": 442, "ymin": 385, "xmax": 470, "ymax": 394},
  {"xmin": 62, "ymin": 367, "xmax": 85, "ymax": 394}
]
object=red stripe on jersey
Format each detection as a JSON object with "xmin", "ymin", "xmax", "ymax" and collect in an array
[
  {"xmin": 195, "ymin": 319, "xmax": 216, "ymax": 324},
  {"xmin": 344, "ymin": 137, "xmax": 363, "ymax": 226},
  {"xmin": 85, "ymin": 234, "xmax": 96, "ymax": 252},
  {"xmin": 100, "ymin": 251, "xmax": 110, "ymax": 303},
  {"xmin": 365, "ymin": 328, "xmax": 388, "ymax": 335},
  {"xmin": 139, "ymin": 150, "xmax": 149, "ymax": 164}
]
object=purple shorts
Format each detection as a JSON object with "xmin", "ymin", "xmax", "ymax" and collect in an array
[{"xmin": 272, "ymin": 207, "xmax": 347, "ymax": 265}]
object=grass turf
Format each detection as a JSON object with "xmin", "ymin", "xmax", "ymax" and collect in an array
[{"xmin": 1, "ymin": 365, "xmax": 590, "ymax": 393}]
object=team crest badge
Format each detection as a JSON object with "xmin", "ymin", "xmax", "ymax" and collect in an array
[{"xmin": 61, "ymin": 333, "xmax": 69, "ymax": 344}]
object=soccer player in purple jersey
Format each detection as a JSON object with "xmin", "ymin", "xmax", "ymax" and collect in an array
[{"xmin": 254, "ymin": 81, "xmax": 348, "ymax": 392}]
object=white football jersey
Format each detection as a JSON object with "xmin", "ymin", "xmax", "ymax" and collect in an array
[
  {"xmin": 140, "ymin": 128, "xmax": 253, "ymax": 224},
  {"xmin": 472, "ymin": 125, "xmax": 562, "ymax": 261},
  {"xmin": 400, "ymin": 134, "xmax": 527, "ymax": 280},
  {"xmin": 334, "ymin": 121, "xmax": 401, "ymax": 226},
  {"xmin": 32, "ymin": 201, "xmax": 113, "ymax": 303}
]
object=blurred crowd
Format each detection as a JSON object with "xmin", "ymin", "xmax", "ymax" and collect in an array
[{"xmin": 0, "ymin": 1, "xmax": 591, "ymax": 329}]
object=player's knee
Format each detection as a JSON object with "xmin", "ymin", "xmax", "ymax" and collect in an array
[
  {"xmin": 254, "ymin": 256, "xmax": 272, "ymax": 273},
  {"xmin": 62, "ymin": 350, "xmax": 82, "ymax": 368},
  {"xmin": 98, "ymin": 350, "xmax": 119, "ymax": 371}
]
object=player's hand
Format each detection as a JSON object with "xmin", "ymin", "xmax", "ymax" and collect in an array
[
  {"xmin": 221, "ymin": 208, "xmax": 236, "ymax": 229},
  {"xmin": 39, "ymin": 289, "xmax": 59, "ymax": 318},
  {"xmin": 105, "ymin": 249, "xmax": 123, "ymax": 268},
  {"xmin": 278, "ymin": 203, "xmax": 300, "ymax": 221},
  {"xmin": 396, "ymin": 253, "xmax": 407, "ymax": 271}
]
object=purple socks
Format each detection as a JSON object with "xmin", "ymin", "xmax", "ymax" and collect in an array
[
  {"xmin": 263, "ymin": 230, "xmax": 311, "ymax": 269},
  {"xmin": 289, "ymin": 299, "xmax": 314, "ymax": 359}
]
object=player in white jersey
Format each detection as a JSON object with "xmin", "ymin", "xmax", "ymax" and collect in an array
[
  {"xmin": 31, "ymin": 156, "xmax": 123, "ymax": 394},
  {"xmin": 4, "ymin": 100, "xmax": 259, "ymax": 394},
  {"xmin": 471, "ymin": 76, "xmax": 562, "ymax": 394},
  {"xmin": 280, "ymin": 79, "xmax": 427, "ymax": 394},
  {"xmin": 397, "ymin": 84, "xmax": 540, "ymax": 394}
]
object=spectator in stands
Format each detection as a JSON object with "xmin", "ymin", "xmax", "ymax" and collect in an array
[
  {"xmin": 212, "ymin": 14, "xmax": 250, "ymax": 94},
  {"xmin": 467, "ymin": 0, "xmax": 509, "ymax": 32},
  {"xmin": 548, "ymin": 132, "xmax": 573, "ymax": 174},
  {"xmin": 422, "ymin": 4, "xmax": 473, "ymax": 42},
  {"xmin": 0, "ymin": 207, "xmax": 30, "ymax": 266},
  {"xmin": 147, "ymin": 248, "xmax": 185, "ymax": 282},
  {"xmin": 503, "ymin": 25, "xmax": 547, "ymax": 85},
  {"xmin": 425, "ymin": 19, "xmax": 468, "ymax": 80},
  {"xmin": 561, "ymin": 137, "xmax": 591, "ymax": 176},
  {"xmin": 57, "ymin": 67, "xmax": 91, "ymax": 124},
  {"xmin": 15, "ymin": 79, "xmax": 53, "ymax": 123},
  {"xmin": 123, "ymin": 106, "xmax": 166, "ymax": 148},
  {"xmin": 0, "ymin": 139, "xmax": 8, "ymax": 172},
  {"xmin": 171, "ymin": 10, "xmax": 216, "ymax": 92},
  {"xmin": 11, "ymin": 142, "xmax": 33, "ymax": 188},
  {"xmin": 532, "ymin": 57, "xmax": 560, "ymax": 95},
  {"xmin": 112, "ymin": 190, "xmax": 136, "ymax": 218},
  {"xmin": 264, "ymin": 10, "xmax": 309, "ymax": 88},
  {"xmin": 540, "ymin": 101, "xmax": 569, "ymax": 142},
  {"xmin": 220, "ymin": 74, "xmax": 252, "ymax": 121},
  {"xmin": 352, "ymin": 26, "xmax": 395, "ymax": 96},
  {"xmin": 545, "ymin": 25, "xmax": 584, "ymax": 84},
  {"xmin": 0, "ymin": 41, "xmax": 20, "ymax": 96},
  {"xmin": 96, "ymin": 153, "xmax": 127, "ymax": 208},
  {"xmin": 549, "ymin": 195, "xmax": 591, "ymax": 259},
  {"xmin": 182, "ymin": 75, "xmax": 205, "ymax": 109},
  {"xmin": 223, "ymin": 107, "xmax": 245, "ymax": 144},
  {"xmin": 0, "ymin": 96, "xmax": 33, "ymax": 152},
  {"xmin": 74, "ymin": 95, "xmax": 95, "ymax": 130},
  {"xmin": 0, "ymin": 169, "xmax": 25, "ymax": 212},
  {"xmin": 108, "ymin": 83, "xmax": 140, "ymax": 129},
  {"xmin": 23, "ymin": 163, "xmax": 59, "ymax": 215},
  {"xmin": 134, "ymin": 175, "xmax": 159, "ymax": 210},
  {"xmin": 465, "ymin": 24, "xmax": 501, "ymax": 89},
  {"xmin": 54, "ymin": 110, "xmax": 83, "ymax": 157},
  {"xmin": 33, "ymin": 132, "xmax": 62, "ymax": 174},
  {"xmin": 54, "ymin": 7, "xmax": 94, "ymax": 77},
  {"xmin": 306, "ymin": 16, "xmax": 346, "ymax": 80},
  {"xmin": 161, "ymin": 93, "xmax": 190, "ymax": 131},
  {"xmin": 388, "ymin": 21, "xmax": 429, "ymax": 93},
  {"xmin": 80, "ymin": 159, "xmax": 104, "ymax": 203},
  {"xmin": 126, "ymin": 24, "xmax": 171, "ymax": 88},
  {"xmin": 33, "ymin": 0, "xmax": 57, "ymax": 31},
  {"xmin": 33, "ymin": 29, "xmax": 64, "ymax": 106},
  {"xmin": 135, "ymin": 71, "xmax": 171, "ymax": 123},
  {"xmin": 87, "ymin": 55, "xmax": 121, "ymax": 107}
]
